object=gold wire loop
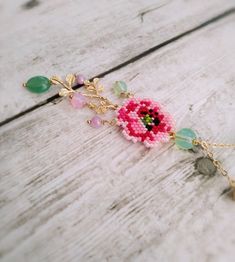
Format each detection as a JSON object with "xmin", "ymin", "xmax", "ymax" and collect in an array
[
  {"xmin": 169, "ymin": 131, "xmax": 176, "ymax": 140},
  {"xmin": 120, "ymin": 92, "xmax": 134, "ymax": 98},
  {"xmin": 87, "ymin": 118, "xmax": 117, "ymax": 126},
  {"xmin": 102, "ymin": 119, "xmax": 117, "ymax": 126}
]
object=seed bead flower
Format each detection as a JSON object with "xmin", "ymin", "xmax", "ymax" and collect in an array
[{"xmin": 116, "ymin": 98, "xmax": 174, "ymax": 147}]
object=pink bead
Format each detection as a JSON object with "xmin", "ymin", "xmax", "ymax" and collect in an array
[
  {"xmin": 70, "ymin": 93, "xmax": 86, "ymax": 109},
  {"xmin": 90, "ymin": 116, "xmax": 102, "ymax": 128},
  {"xmin": 76, "ymin": 74, "xmax": 85, "ymax": 85}
]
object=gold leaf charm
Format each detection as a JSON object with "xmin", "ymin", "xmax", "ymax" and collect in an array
[
  {"xmin": 84, "ymin": 78, "xmax": 104, "ymax": 95},
  {"xmin": 66, "ymin": 74, "xmax": 76, "ymax": 88},
  {"xmin": 59, "ymin": 88, "xmax": 71, "ymax": 97},
  {"xmin": 49, "ymin": 75, "xmax": 118, "ymax": 115},
  {"xmin": 50, "ymin": 76, "xmax": 64, "ymax": 86},
  {"xmin": 50, "ymin": 75, "xmax": 76, "ymax": 96}
]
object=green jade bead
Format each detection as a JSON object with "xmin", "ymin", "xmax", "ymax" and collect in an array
[
  {"xmin": 113, "ymin": 80, "xmax": 127, "ymax": 97},
  {"xmin": 175, "ymin": 128, "xmax": 197, "ymax": 150},
  {"xmin": 25, "ymin": 76, "xmax": 51, "ymax": 93}
]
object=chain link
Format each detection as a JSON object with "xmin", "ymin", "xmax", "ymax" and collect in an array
[
  {"xmin": 193, "ymin": 139, "xmax": 235, "ymax": 188},
  {"xmin": 207, "ymin": 142, "xmax": 235, "ymax": 148}
]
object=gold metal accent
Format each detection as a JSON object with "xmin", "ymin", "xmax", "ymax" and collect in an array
[
  {"xmin": 50, "ymin": 75, "xmax": 119, "ymax": 115},
  {"xmin": 120, "ymin": 92, "xmax": 134, "ymax": 98},
  {"xmin": 83, "ymin": 78, "xmax": 119, "ymax": 114},
  {"xmin": 46, "ymin": 74, "xmax": 127, "ymax": 128},
  {"xmin": 169, "ymin": 131, "xmax": 176, "ymax": 140},
  {"xmin": 102, "ymin": 119, "xmax": 117, "ymax": 126},
  {"xmin": 87, "ymin": 118, "xmax": 117, "ymax": 126},
  {"xmin": 50, "ymin": 74, "xmax": 76, "ymax": 97},
  {"xmin": 205, "ymin": 142, "xmax": 235, "ymax": 148},
  {"xmin": 193, "ymin": 139, "xmax": 235, "ymax": 195}
]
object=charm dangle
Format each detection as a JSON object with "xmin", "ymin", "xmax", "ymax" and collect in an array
[
  {"xmin": 24, "ymin": 74, "xmax": 121, "ymax": 128},
  {"xmin": 82, "ymin": 78, "xmax": 118, "ymax": 114},
  {"xmin": 23, "ymin": 72, "xmax": 235, "ymax": 199},
  {"xmin": 193, "ymin": 139, "xmax": 235, "ymax": 195},
  {"xmin": 24, "ymin": 73, "xmax": 175, "ymax": 147}
]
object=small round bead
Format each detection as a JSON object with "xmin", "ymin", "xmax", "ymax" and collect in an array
[
  {"xmin": 76, "ymin": 74, "xmax": 85, "ymax": 85},
  {"xmin": 175, "ymin": 128, "xmax": 197, "ymax": 150},
  {"xmin": 90, "ymin": 116, "xmax": 102, "ymax": 128},
  {"xmin": 70, "ymin": 93, "xmax": 86, "ymax": 109},
  {"xmin": 113, "ymin": 81, "xmax": 128, "ymax": 97}
]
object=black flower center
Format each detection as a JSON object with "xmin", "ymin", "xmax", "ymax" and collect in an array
[{"xmin": 141, "ymin": 110, "xmax": 161, "ymax": 131}]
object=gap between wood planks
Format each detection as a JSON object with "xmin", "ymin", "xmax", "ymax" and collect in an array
[{"xmin": 0, "ymin": 8, "xmax": 234, "ymax": 128}]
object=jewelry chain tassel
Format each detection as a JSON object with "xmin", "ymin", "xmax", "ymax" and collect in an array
[{"xmin": 23, "ymin": 74, "xmax": 235, "ymax": 199}]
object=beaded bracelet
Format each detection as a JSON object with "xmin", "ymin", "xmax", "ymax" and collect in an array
[{"xmin": 24, "ymin": 74, "xmax": 235, "ymax": 199}]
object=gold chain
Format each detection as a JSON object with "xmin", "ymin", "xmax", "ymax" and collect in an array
[
  {"xmin": 207, "ymin": 142, "xmax": 235, "ymax": 148},
  {"xmin": 193, "ymin": 139, "xmax": 235, "ymax": 189}
]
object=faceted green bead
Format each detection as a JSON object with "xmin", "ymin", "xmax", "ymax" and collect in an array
[
  {"xmin": 113, "ymin": 81, "xmax": 127, "ymax": 97},
  {"xmin": 175, "ymin": 128, "xmax": 197, "ymax": 150},
  {"xmin": 25, "ymin": 76, "xmax": 51, "ymax": 93}
]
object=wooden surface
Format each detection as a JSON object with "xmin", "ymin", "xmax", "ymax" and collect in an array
[
  {"xmin": 0, "ymin": 1, "xmax": 235, "ymax": 262},
  {"xmin": 0, "ymin": 0, "xmax": 235, "ymax": 123}
]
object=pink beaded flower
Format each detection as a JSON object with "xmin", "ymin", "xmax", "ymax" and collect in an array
[{"xmin": 116, "ymin": 98, "xmax": 174, "ymax": 147}]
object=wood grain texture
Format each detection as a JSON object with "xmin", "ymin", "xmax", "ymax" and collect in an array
[
  {"xmin": 0, "ymin": 0, "xmax": 234, "ymax": 123},
  {"xmin": 1, "ymin": 14, "xmax": 235, "ymax": 262}
]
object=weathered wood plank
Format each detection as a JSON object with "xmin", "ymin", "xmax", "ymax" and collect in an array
[
  {"xmin": 0, "ymin": 0, "xmax": 234, "ymax": 123},
  {"xmin": 1, "ymin": 15, "xmax": 235, "ymax": 262}
]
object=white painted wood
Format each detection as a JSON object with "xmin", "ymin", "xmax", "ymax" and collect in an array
[
  {"xmin": 0, "ymin": 0, "xmax": 234, "ymax": 122},
  {"xmin": 0, "ymin": 15, "xmax": 235, "ymax": 262}
]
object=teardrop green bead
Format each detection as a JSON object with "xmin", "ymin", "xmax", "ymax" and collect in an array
[
  {"xmin": 25, "ymin": 76, "xmax": 51, "ymax": 93},
  {"xmin": 175, "ymin": 128, "xmax": 197, "ymax": 150},
  {"xmin": 113, "ymin": 81, "xmax": 127, "ymax": 97}
]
